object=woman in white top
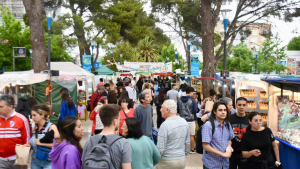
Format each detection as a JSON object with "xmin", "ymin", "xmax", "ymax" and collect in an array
[{"xmin": 89, "ymin": 99, "xmax": 104, "ymax": 135}]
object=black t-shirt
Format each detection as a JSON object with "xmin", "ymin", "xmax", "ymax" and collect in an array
[
  {"xmin": 230, "ymin": 113, "xmax": 249, "ymax": 152},
  {"xmin": 241, "ymin": 127, "xmax": 275, "ymax": 160},
  {"xmin": 163, "ymin": 82, "xmax": 171, "ymax": 92}
]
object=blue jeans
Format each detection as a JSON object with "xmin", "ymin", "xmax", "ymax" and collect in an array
[
  {"xmin": 136, "ymin": 90, "xmax": 141, "ymax": 100},
  {"xmin": 203, "ymin": 165, "xmax": 228, "ymax": 169},
  {"xmin": 31, "ymin": 158, "xmax": 52, "ymax": 169}
]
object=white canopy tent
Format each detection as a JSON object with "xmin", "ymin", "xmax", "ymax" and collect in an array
[{"xmin": 0, "ymin": 70, "xmax": 49, "ymax": 91}]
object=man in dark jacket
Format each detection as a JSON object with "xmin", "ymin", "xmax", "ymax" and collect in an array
[{"xmin": 177, "ymin": 86, "xmax": 197, "ymax": 153}]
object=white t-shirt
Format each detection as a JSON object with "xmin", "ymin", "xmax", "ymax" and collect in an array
[
  {"xmin": 125, "ymin": 86, "xmax": 134, "ymax": 99},
  {"xmin": 95, "ymin": 114, "xmax": 104, "ymax": 129},
  {"xmin": 131, "ymin": 80, "xmax": 136, "ymax": 87},
  {"xmin": 178, "ymin": 91, "xmax": 186, "ymax": 98}
]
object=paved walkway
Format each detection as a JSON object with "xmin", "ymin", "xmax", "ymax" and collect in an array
[{"xmin": 81, "ymin": 102, "xmax": 203, "ymax": 169}]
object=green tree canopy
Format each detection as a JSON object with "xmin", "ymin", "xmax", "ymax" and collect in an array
[
  {"xmin": 0, "ymin": 7, "xmax": 31, "ymax": 71},
  {"xmin": 158, "ymin": 44, "xmax": 184, "ymax": 71},
  {"xmin": 287, "ymin": 36, "xmax": 300, "ymax": 50}
]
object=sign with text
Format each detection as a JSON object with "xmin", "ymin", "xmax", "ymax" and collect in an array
[{"xmin": 82, "ymin": 55, "xmax": 91, "ymax": 72}]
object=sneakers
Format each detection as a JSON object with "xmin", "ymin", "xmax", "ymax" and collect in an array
[{"xmin": 190, "ymin": 150, "xmax": 196, "ymax": 154}]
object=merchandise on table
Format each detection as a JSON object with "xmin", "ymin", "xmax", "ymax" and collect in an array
[{"xmin": 277, "ymin": 129, "xmax": 300, "ymax": 148}]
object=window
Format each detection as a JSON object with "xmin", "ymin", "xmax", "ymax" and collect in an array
[
  {"xmin": 251, "ymin": 38, "xmax": 257, "ymax": 43},
  {"xmin": 252, "ymin": 30, "xmax": 257, "ymax": 35}
]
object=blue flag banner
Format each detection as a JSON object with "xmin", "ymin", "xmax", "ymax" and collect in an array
[
  {"xmin": 191, "ymin": 54, "xmax": 200, "ymax": 76},
  {"xmin": 82, "ymin": 55, "xmax": 91, "ymax": 72},
  {"xmin": 94, "ymin": 62, "xmax": 101, "ymax": 69}
]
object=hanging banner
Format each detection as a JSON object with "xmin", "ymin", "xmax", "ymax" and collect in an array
[
  {"xmin": 287, "ymin": 58, "xmax": 296, "ymax": 75},
  {"xmin": 191, "ymin": 54, "xmax": 200, "ymax": 76},
  {"xmin": 82, "ymin": 55, "xmax": 91, "ymax": 72},
  {"xmin": 123, "ymin": 62, "xmax": 171, "ymax": 72}
]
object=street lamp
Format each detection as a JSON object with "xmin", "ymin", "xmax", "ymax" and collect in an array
[
  {"xmin": 220, "ymin": 9, "xmax": 231, "ymax": 98},
  {"xmin": 44, "ymin": 7, "xmax": 55, "ymax": 71},
  {"xmin": 29, "ymin": 49, "xmax": 32, "ymax": 70},
  {"xmin": 175, "ymin": 51, "xmax": 178, "ymax": 69},
  {"xmin": 167, "ymin": 57, "xmax": 169, "ymax": 62},
  {"xmin": 120, "ymin": 54, "xmax": 123, "ymax": 64},
  {"xmin": 90, "ymin": 40, "xmax": 96, "ymax": 71},
  {"xmin": 110, "ymin": 50, "xmax": 113, "ymax": 69}
]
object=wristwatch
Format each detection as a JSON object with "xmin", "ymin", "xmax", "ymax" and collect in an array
[{"xmin": 275, "ymin": 161, "xmax": 281, "ymax": 165}]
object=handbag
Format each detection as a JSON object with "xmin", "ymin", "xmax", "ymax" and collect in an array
[
  {"xmin": 14, "ymin": 144, "xmax": 31, "ymax": 165},
  {"xmin": 204, "ymin": 100, "xmax": 214, "ymax": 114},
  {"xmin": 35, "ymin": 128, "xmax": 51, "ymax": 162}
]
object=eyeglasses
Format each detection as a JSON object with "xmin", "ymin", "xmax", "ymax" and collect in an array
[{"xmin": 121, "ymin": 125, "xmax": 127, "ymax": 129}]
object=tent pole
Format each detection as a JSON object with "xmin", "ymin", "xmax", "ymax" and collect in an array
[{"xmin": 280, "ymin": 83, "xmax": 283, "ymax": 98}]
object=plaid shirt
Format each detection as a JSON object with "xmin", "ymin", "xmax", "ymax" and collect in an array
[{"xmin": 202, "ymin": 119, "xmax": 234, "ymax": 169}]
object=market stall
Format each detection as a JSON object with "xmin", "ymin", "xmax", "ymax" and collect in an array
[{"xmin": 261, "ymin": 77, "xmax": 300, "ymax": 169}]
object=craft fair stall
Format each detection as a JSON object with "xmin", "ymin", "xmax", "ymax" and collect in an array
[
  {"xmin": 95, "ymin": 65, "xmax": 115, "ymax": 85},
  {"xmin": 261, "ymin": 77, "xmax": 300, "ymax": 169},
  {"xmin": 51, "ymin": 62, "xmax": 95, "ymax": 121}
]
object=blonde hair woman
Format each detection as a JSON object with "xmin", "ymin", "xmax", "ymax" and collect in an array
[{"xmin": 29, "ymin": 104, "xmax": 59, "ymax": 168}]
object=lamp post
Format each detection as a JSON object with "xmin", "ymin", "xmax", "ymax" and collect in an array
[
  {"xmin": 120, "ymin": 54, "xmax": 123, "ymax": 64},
  {"xmin": 110, "ymin": 50, "xmax": 113, "ymax": 69},
  {"xmin": 167, "ymin": 57, "xmax": 169, "ymax": 62},
  {"xmin": 29, "ymin": 49, "xmax": 32, "ymax": 70},
  {"xmin": 44, "ymin": 7, "xmax": 55, "ymax": 71},
  {"xmin": 175, "ymin": 51, "xmax": 178, "ymax": 69},
  {"xmin": 90, "ymin": 40, "xmax": 96, "ymax": 71},
  {"xmin": 220, "ymin": 9, "xmax": 231, "ymax": 98}
]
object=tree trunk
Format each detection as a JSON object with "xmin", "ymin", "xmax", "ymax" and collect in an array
[
  {"xmin": 200, "ymin": 0, "xmax": 216, "ymax": 99},
  {"xmin": 22, "ymin": 0, "xmax": 47, "ymax": 73},
  {"xmin": 69, "ymin": 3, "xmax": 91, "ymax": 66}
]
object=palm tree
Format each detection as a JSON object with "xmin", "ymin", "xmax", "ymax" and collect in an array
[{"xmin": 137, "ymin": 36, "xmax": 159, "ymax": 62}]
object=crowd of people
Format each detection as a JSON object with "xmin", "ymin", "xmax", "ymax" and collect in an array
[{"xmin": 0, "ymin": 75, "xmax": 281, "ymax": 169}]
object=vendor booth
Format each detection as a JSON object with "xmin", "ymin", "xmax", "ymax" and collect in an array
[
  {"xmin": 95, "ymin": 65, "xmax": 115, "ymax": 86},
  {"xmin": 261, "ymin": 77, "xmax": 300, "ymax": 169}
]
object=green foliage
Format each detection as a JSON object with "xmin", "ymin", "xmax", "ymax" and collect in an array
[
  {"xmin": 158, "ymin": 44, "xmax": 185, "ymax": 72},
  {"xmin": 0, "ymin": 7, "xmax": 31, "ymax": 71},
  {"xmin": 101, "ymin": 42, "xmax": 139, "ymax": 72},
  {"xmin": 137, "ymin": 37, "xmax": 160, "ymax": 62},
  {"xmin": 45, "ymin": 34, "xmax": 74, "ymax": 62},
  {"xmin": 217, "ymin": 42, "xmax": 255, "ymax": 73},
  {"xmin": 287, "ymin": 36, "xmax": 300, "ymax": 50},
  {"xmin": 257, "ymin": 36, "xmax": 287, "ymax": 74}
]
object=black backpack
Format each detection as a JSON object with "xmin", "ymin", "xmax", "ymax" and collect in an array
[
  {"xmin": 82, "ymin": 134, "xmax": 122, "ymax": 169},
  {"xmin": 196, "ymin": 118, "xmax": 230, "ymax": 154}
]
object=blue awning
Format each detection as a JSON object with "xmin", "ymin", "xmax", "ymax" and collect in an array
[{"xmin": 261, "ymin": 77, "xmax": 300, "ymax": 92}]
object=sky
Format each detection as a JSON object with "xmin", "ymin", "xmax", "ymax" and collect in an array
[{"xmin": 65, "ymin": 1, "xmax": 300, "ymax": 60}]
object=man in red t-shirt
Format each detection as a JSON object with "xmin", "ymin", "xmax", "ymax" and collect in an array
[{"xmin": 0, "ymin": 95, "xmax": 30, "ymax": 169}]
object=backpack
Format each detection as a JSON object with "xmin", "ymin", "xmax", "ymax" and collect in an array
[
  {"xmin": 196, "ymin": 118, "xmax": 230, "ymax": 154},
  {"xmin": 82, "ymin": 134, "xmax": 122, "ymax": 169},
  {"xmin": 178, "ymin": 99, "xmax": 194, "ymax": 121}
]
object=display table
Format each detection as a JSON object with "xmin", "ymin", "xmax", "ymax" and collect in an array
[{"xmin": 275, "ymin": 137, "xmax": 300, "ymax": 169}]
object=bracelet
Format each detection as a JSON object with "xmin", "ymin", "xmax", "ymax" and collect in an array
[{"xmin": 275, "ymin": 161, "xmax": 281, "ymax": 165}]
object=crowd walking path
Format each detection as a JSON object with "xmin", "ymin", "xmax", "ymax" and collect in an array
[{"xmin": 81, "ymin": 102, "xmax": 203, "ymax": 169}]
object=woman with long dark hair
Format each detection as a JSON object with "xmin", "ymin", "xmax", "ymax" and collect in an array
[
  {"xmin": 107, "ymin": 89, "xmax": 118, "ymax": 104},
  {"xmin": 30, "ymin": 104, "xmax": 59, "ymax": 169},
  {"xmin": 241, "ymin": 112, "xmax": 280, "ymax": 169},
  {"xmin": 154, "ymin": 88, "xmax": 168, "ymax": 128},
  {"xmin": 59, "ymin": 91, "xmax": 77, "ymax": 121},
  {"xmin": 49, "ymin": 116, "xmax": 84, "ymax": 169},
  {"xmin": 89, "ymin": 99, "xmax": 105, "ymax": 135},
  {"xmin": 118, "ymin": 90, "xmax": 131, "ymax": 106},
  {"xmin": 119, "ymin": 99, "xmax": 134, "ymax": 135},
  {"xmin": 122, "ymin": 118, "xmax": 160, "ymax": 169}
]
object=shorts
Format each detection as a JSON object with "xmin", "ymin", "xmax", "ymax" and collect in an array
[{"xmin": 188, "ymin": 121, "xmax": 196, "ymax": 135}]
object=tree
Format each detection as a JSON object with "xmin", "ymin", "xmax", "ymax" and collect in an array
[
  {"xmin": 257, "ymin": 36, "xmax": 287, "ymax": 74},
  {"xmin": 158, "ymin": 44, "xmax": 185, "ymax": 71},
  {"xmin": 137, "ymin": 37, "xmax": 160, "ymax": 62},
  {"xmin": 0, "ymin": 7, "xmax": 31, "ymax": 71},
  {"xmin": 217, "ymin": 42, "xmax": 255, "ymax": 73},
  {"xmin": 22, "ymin": 0, "xmax": 60, "ymax": 72},
  {"xmin": 287, "ymin": 36, "xmax": 300, "ymax": 50},
  {"xmin": 152, "ymin": 0, "xmax": 300, "ymax": 98}
]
